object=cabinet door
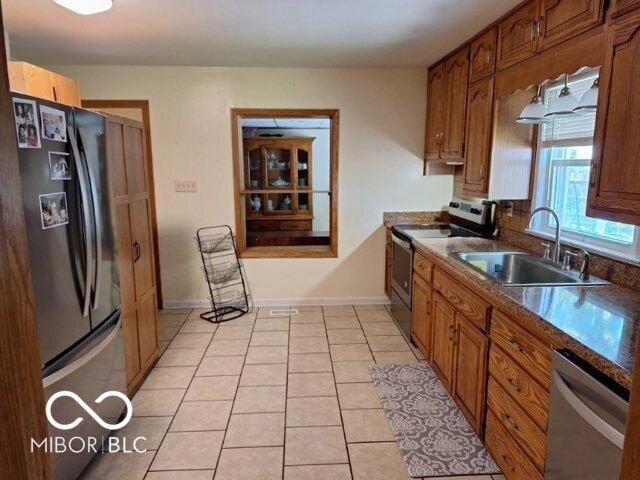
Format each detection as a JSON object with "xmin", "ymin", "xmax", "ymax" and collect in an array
[
  {"xmin": 48, "ymin": 72, "xmax": 81, "ymax": 107},
  {"xmin": 497, "ymin": 0, "xmax": 540, "ymax": 70},
  {"xmin": 431, "ymin": 293, "xmax": 456, "ymax": 391},
  {"xmin": 442, "ymin": 47, "xmax": 470, "ymax": 160},
  {"xmin": 611, "ymin": 0, "xmax": 640, "ymax": 17},
  {"xmin": 425, "ymin": 62, "xmax": 446, "ymax": 160},
  {"xmin": 385, "ymin": 241, "xmax": 392, "ymax": 298},
  {"xmin": 469, "ymin": 28, "xmax": 497, "ymax": 83},
  {"xmin": 122, "ymin": 308, "xmax": 141, "ymax": 385},
  {"xmin": 463, "ymin": 77, "xmax": 494, "ymax": 196},
  {"xmin": 131, "ymin": 199, "xmax": 155, "ymax": 299},
  {"xmin": 453, "ymin": 314, "xmax": 488, "ymax": 435},
  {"xmin": 587, "ymin": 9, "xmax": 640, "ymax": 225},
  {"xmin": 539, "ymin": 0, "xmax": 604, "ymax": 50},
  {"xmin": 411, "ymin": 274, "xmax": 433, "ymax": 357},
  {"xmin": 137, "ymin": 292, "xmax": 158, "ymax": 367}
]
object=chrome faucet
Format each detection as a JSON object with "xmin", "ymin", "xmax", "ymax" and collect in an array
[
  {"xmin": 528, "ymin": 207, "xmax": 561, "ymax": 263},
  {"xmin": 562, "ymin": 249, "xmax": 591, "ymax": 280}
]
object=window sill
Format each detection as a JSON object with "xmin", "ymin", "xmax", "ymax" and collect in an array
[
  {"xmin": 524, "ymin": 228, "xmax": 640, "ymax": 265},
  {"xmin": 239, "ymin": 245, "xmax": 337, "ymax": 259}
]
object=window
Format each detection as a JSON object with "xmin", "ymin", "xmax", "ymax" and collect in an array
[
  {"xmin": 231, "ymin": 109, "xmax": 339, "ymax": 258},
  {"xmin": 531, "ymin": 69, "xmax": 640, "ymax": 261}
]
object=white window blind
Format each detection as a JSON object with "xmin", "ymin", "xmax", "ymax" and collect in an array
[{"xmin": 540, "ymin": 72, "xmax": 598, "ymax": 147}]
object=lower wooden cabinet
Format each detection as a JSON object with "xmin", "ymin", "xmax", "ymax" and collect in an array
[
  {"xmin": 453, "ymin": 314, "xmax": 489, "ymax": 434},
  {"xmin": 411, "ymin": 273, "xmax": 433, "ymax": 356},
  {"xmin": 432, "ymin": 292, "xmax": 457, "ymax": 391}
]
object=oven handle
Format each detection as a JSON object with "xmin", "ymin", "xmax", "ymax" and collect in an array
[
  {"xmin": 392, "ymin": 233, "xmax": 411, "ymax": 251},
  {"xmin": 552, "ymin": 370, "xmax": 625, "ymax": 449}
]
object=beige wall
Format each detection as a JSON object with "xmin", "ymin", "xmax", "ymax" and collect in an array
[{"xmin": 55, "ymin": 65, "xmax": 453, "ymax": 306}]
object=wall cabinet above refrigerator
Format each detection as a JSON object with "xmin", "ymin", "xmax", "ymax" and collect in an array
[{"xmin": 9, "ymin": 61, "xmax": 81, "ymax": 107}]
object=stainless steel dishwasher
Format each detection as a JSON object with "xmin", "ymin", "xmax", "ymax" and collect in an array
[{"xmin": 545, "ymin": 350, "xmax": 629, "ymax": 479}]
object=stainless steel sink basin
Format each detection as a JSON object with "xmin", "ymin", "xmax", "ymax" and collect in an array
[{"xmin": 453, "ymin": 251, "xmax": 609, "ymax": 287}]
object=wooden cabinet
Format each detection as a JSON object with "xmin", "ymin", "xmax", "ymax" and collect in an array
[
  {"xmin": 538, "ymin": 0, "xmax": 604, "ymax": 50},
  {"xmin": 411, "ymin": 273, "xmax": 433, "ymax": 356},
  {"xmin": 463, "ymin": 77, "xmax": 494, "ymax": 196},
  {"xmin": 469, "ymin": 28, "xmax": 497, "ymax": 83},
  {"xmin": 587, "ymin": 8, "xmax": 640, "ymax": 226},
  {"xmin": 105, "ymin": 113, "xmax": 159, "ymax": 394},
  {"xmin": 497, "ymin": 0, "xmax": 540, "ymax": 70},
  {"xmin": 611, "ymin": 0, "xmax": 640, "ymax": 17},
  {"xmin": 442, "ymin": 47, "xmax": 470, "ymax": 159},
  {"xmin": 424, "ymin": 48, "xmax": 469, "ymax": 162},
  {"xmin": 432, "ymin": 292, "xmax": 457, "ymax": 391},
  {"xmin": 453, "ymin": 313, "xmax": 489, "ymax": 434},
  {"xmin": 433, "ymin": 268, "xmax": 490, "ymax": 331},
  {"xmin": 425, "ymin": 62, "xmax": 446, "ymax": 160},
  {"xmin": 8, "ymin": 62, "xmax": 81, "ymax": 106}
]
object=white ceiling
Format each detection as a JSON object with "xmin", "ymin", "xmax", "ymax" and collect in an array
[
  {"xmin": 242, "ymin": 118, "xmax": 331, "ymax": 129},
  {"xmin": 3, "ymin": 0, "xmax": 522, "ymax": 68}
]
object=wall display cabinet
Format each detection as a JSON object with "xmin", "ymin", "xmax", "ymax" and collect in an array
[
  {"xmin": 587, "ymin": 8, "xmax": 640, "ymax": 225},
  {"xmin": 424, "ymin": 47, "xmax": 469, "ymax": 162},
  {"xmin": 469, "ymin": 28, "xmax": 498, "ymax": 83},
  {"xmin": 8, "ymin": 61, "xmax": 81, "ymax": 107},
  {"xmin": 244, "ymin": 137, "xmax": 314, "ymax": 238},
  {"xmin": 105, "ymin": 113, "xmax": 159, "ymax": 394}
]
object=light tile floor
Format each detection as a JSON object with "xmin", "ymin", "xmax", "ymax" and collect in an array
[{"xmin": 81, "ymin": 305, "xmax": 505, "ymax": 480}]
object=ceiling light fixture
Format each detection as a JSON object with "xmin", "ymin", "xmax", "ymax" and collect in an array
[
  {"xmin": 545, "ymin": 74, "xmax": 579, "ymax": 119},
  {"xmin": 516, "ymin": 85, "xmax": 550, "ymax": 124},
  {"xmin": 574, "ymin": 77, "xmax": 599, "ymax": 112},
  {"xmin": 53, "ymin": 0, "xmax": 113, "ymax": 15}
]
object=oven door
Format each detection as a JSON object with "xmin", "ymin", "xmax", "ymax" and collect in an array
[{"xmin": 391, "ymin": 233, "xmax": 412, "ymax": 307}]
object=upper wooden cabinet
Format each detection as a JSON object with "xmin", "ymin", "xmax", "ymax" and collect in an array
[
  {"xmin": 442, "ymin": 47, "xmax": 470, "ymax": 159},
  {"xmin": 469, "ymin": 28, "xmax": 497, "ymax": 83},
  {"xmin": 463, "ymin": 77, "xmax": 494, "ymax": 196},
  {"xmin": 8, "ymin": 62, "xmax": 81, "ymax": 107},
  {"xmin": 611, "ymin": 0, "xmax": 640, "ymax": 18},
  {"xmin": 425, "ymin": 62, "xmax": 447, "ymax": 160},
  {"xmin": 587, "ymin": 9, "xmax": 640, "ymax": 225},
  {"xmin": 539, "ymin": 0, "xmax": 605, "ymax": 49},
  {"xmin": 424, "ymin": 47, "xmax": 469, "ymax": 162},
  {"xmin": 496, "ymin": 0, "xmax": 605, "ymax": 70},
  {"xmin": 497, "ymin": 0, "xmax": 540, "ymax": 70}
]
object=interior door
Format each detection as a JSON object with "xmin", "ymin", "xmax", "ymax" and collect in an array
[
  {"xmin": 453, "ymin": 313, "xmax": 489, "ymax": 435},
  {"xmin": 587, "ymin": 9, "xmax": 640, "ymax": 225},
  {"xmin": 425, "ymin": 62, "xmax": 446, "ymax": 160},
  {"xmin": 431, "ymin": 292, "xmax": 456, "ymax": 391},
  {"xmin": 442, "ymin": 46, "xmax": 470, "ymax": 160},
  {"xmin": 463, "ymin": 77, "xmax": 494, "ymax": 196}
]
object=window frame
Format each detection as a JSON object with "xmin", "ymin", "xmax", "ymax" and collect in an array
[
  {"xmin": 529, "ymin": 75, "xmax": 640, "ymax": 263},
  {"xmin": 230, "ymin": 108, "xmax": 339, "ymax": 258}
]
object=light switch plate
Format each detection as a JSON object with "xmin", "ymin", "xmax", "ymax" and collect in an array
[{"xmin": 175, "ymin": 180, "xmax": 198, "ymax": 193}]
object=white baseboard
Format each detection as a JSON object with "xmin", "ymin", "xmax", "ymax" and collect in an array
[{"xmin": 162, "ymin": 296, "xmax": 391, "ymax": 309}]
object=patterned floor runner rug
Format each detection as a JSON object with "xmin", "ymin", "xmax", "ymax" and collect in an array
[{"xmin": 370, "ymin": 362, "xmax": 501, "ymax": 478}]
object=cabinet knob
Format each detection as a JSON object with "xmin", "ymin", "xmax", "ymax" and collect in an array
[
  {"xmin": 508, "ymin": 337, "xmax": 525, "ymax": 353},
  {"xmin": 507, "ymin": 376, "xmax": 522, "ymax": 392}
]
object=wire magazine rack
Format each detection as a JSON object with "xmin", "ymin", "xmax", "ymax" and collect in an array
[{"xmin": 196, "ymin": 225, "xmax": 250, "ymax": 323}]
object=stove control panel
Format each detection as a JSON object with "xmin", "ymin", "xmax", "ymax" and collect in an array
[{"xmin": 448, "ymin": 197, "xmax": 492, "ymax": 225}]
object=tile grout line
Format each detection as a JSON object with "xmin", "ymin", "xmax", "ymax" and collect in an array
[{"xmin": 282, "ymin": 312, "xmax": 291, "ymax": 480}]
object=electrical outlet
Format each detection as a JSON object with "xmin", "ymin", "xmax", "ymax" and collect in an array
[
  {"xmin": 505, "ymin": 201, "xmax": 514, "ymax": 217},
  {"xmin": 175, "ymin": 180, "xmax": 198, "ymax": 193}
]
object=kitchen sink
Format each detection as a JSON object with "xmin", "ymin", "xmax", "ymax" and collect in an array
[{"xmin": 453, "ymin": 251, "xmax": 609, "ymax": 287}]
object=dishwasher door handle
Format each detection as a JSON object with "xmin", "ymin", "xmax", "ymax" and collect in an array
[{"xmin": 552, "ymin": 370, "xmax": 625, "ymax": 449}]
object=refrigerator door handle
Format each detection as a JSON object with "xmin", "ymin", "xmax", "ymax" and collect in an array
[
  {"xmin": 78, "ymin": 127, "xmax": 102, "ymax": 311},
  {"xmin": 68, "ymin": 126, "xmax": 93, "ymax": 318}
]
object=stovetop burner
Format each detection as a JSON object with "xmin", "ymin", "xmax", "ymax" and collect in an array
[{"xmin": 392, "ymin": 223, "xmax": 482, "ymax": 241}]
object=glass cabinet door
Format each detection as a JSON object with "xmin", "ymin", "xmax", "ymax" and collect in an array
[
  {"xmin": 297, "ymin": 148, "xmax": 311, "ymax": 190},
  {"xmin": 246, "ymin": 147, "xmax": 263, "ymax": 189},
  {"xmin": 266, "ymin": 148, "xmax": 292, "ymax": 189}
]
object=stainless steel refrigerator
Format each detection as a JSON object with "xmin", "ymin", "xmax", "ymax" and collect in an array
[{"xmin": 13, "ymin": 93, "xmax": 126, "ymax": 480}]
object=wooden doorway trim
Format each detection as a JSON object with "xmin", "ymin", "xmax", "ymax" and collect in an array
[
  {"xmin": 230, "ymin": 108, "xmax": 339, "ymax": 258},
  {"xmin": 0, "ymin": 7, "xmax": 51, "ymax": 478},
  {"xmin": 81, "ymin": 99, "xmax": 163, "ymax": 308}
]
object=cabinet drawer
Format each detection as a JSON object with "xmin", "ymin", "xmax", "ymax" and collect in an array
[
  {"xmin": 487, "ymin": 376, "xmax": 546, "ymax": 472},
  {"xmin": 247, "ymin": 220, "xmax": 281, "ymax": 231},
  {"xmin": 281, "ymin": 220, "xmax": 312, "ymax": 231},
  {"xmin": 490, "ymin": 310, "xmax": 551, "ymax": 389},
  {"xmin": 485, "ymin": 410, "xmax": 543, "ymax": 480},
  {"xmin": 489, "ymin": 346, "xmax": 549, "ymax": 430},
  {"xmin": 413, "ymin": 252, "xmax": 434, "ymax": 283},
  {"xmin": 433, "ymin": 268, "xmax": 490, "ymax": 331}
]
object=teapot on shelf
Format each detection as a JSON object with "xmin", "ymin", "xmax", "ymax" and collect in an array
[{"xmin": 250, "ymin": 195, "xmax": 262, "ymax": 211}]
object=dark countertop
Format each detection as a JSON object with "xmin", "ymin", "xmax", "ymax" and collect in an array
[{"xmin": 412, "ymin": 236, "xmax": 639, "ymax": 390}]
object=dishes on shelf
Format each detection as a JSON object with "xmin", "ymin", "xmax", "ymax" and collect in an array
[{"xmin": 271, "ymin": 177, "xmax": 290, "ymax": 187}]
